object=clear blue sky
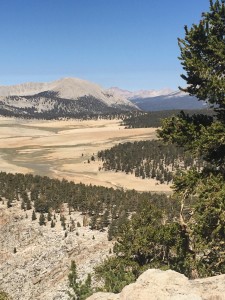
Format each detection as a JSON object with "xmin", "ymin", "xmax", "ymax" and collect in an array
[{"xmin": 0, "ymin": 0, "xmax": 210, "ymax": 90}]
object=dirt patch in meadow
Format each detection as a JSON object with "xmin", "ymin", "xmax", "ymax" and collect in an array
[{"xmin": 0, "ymin": 117, "xmax": 171, "ymax": 192}]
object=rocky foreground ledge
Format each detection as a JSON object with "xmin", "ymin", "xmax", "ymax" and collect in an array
[{"xmin": 87, "ymin": 269, "xmax": 225, "ymax": 300}]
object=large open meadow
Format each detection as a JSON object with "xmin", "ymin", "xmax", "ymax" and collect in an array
[{"xmin": 0, "ymin": 117, "xmax": 171, "ymax": 192}]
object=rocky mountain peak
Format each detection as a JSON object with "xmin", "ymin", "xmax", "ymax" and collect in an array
[{"xmin": 0, "ymin": 78, "xmax": 138, "ymax": 118}]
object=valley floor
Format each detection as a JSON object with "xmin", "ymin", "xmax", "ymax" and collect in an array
[{"xmin": 0, "ymin": 117, "xmax": 171, "ymax": 193}]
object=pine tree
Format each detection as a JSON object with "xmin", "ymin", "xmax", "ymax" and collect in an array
[
  {"xmin": 178, "ymin": 0, "xmax": 225, "ymax": 114},
  {"xmin": 26, "ymin": 199, "xmax": 32, "ymax": 210},
  {"xmin": 68, "ymin": 260, "xmax": 93, "ymax": 300},
  {"xmin": 51, "ymin": 220, "xmax": 55, "ymax": 228},
  {"xmin": 158, "ymin": 0, "xmax": 225, "ymax": 277},
  {"xmin": 21, "ymin": 200, "xmax": 25, "ymax": 210},
  {"xmin": 39, "ymin": 212, "xmax": 45, "ymax": 226},
  {"xmin": 47, "ymin": 211, "xmax": 52, "ymax": 221},
  {"xmin": 61, "ymin": 215, "xmax": 66, "ymax": 229},
  {"xmin": 32, "ymin": 210, "xmax": 37, "ymax": 221}
]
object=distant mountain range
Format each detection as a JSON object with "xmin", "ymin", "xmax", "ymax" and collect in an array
[
  {"xmin": 109, "ymin": 87, "xmax": 207, "ymax": 111},
  {"xmin": 107, "ymin": 87, "xmax": 173, "ymax": 100},
  {"xmin": 0, "ymin": 78, "xmax": 137, "ymax": 119},
  {"xmin": 0, "ymin": 78, "xmax": 207, "ymax": 119}
]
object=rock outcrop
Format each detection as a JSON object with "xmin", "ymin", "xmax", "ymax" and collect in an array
[
  {"xmin": 0, "ymin": 201, "xmax": 112, "ymax": 300},
  {"xmin": 2, "ymin": 200, "xmax": 225, "ymax": 300},
  {"xmin": 87, "ymin": 269, "xmax": 225, "ymax": 300}
]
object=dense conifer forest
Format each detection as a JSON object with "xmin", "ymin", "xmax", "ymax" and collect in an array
[
  {"xmin": 0, "ymin": 107, "xmax": 214, "ymax": 124},
  {"xmin": 121, "ymin": 109, "xmax": 215, "ymax": 128},
  {"xmin": 0, "ymin": 171, "xmax": 174, "ymax": 238},
  {"xmin": 98, "ymin": 140, "xmax": 206, "ymax": 184},
  {"xmin": 0, "ymin": 107, "xmax": 126, "ymax": 120}
]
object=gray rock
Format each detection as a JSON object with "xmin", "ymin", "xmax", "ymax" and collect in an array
[
  {"xmin": 0, "ymin": 203, "xmax": 112, "ymax": 300},
  {"xmin": 87, "ymin": 269, "xmax": 225, "ymax": 300}
]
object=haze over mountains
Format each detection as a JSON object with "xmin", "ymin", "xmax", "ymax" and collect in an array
[
  {"xmin": 108, "ymin": 87, "xmax": 174, "ymax": 100},
  {"xmin": 0, "ymin": 77, "xmax": 207, "ymax": 119},
  {"xmin": 109, "ymin": 87, "xmax": 207, "ymax": 111}
]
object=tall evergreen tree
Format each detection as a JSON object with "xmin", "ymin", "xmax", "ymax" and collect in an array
[
  {"xmin": 32, "ymin": 210, "xmax": 37, "ymax": 221},
  {"xmin": 178, "ymin": 0, "xmax": 225, "ymax": 113},
  {"xmin": 158, "ymin": 0, "xmax": 225, "ymax": 277},
  {"xmin": 39, "ymin": 212, "xmax": 46, "ymax": 226},
  {"xmin": 68, "ymin": 260, "xmax": 93, "ymax": 300}
]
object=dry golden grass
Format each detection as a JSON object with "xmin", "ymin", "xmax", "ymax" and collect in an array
[{"xmin": 0, "ymin": 117, "xmax": 171, "ymax": 192}]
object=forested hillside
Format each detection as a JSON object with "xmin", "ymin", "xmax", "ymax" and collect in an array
[
  {"xmin": 93, "ymin": 0, "xmax": 225, "ymax": 294},
  {"xmin": 0, "ymin": 95, "xmax": 133, "ymax": 120},
  {"xmin": 0, "ymin": 172, "xmax": 173, "ymax": 238},
  {"xmin": 98, "ymin": 140, "xmax": 206, "ymax": 184},
  {"xmin": 121, "ymin": 109, "xmax": 215, "ymax": 128}
]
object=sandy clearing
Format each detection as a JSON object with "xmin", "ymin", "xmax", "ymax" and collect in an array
[
  {"xmin": 56, "ymin": 161, "xmax": 171, "ymax": 192},
  {"xmin": 0, "ymin": 127, "xmax": 51, "ymax": 137},
  {"xmin": 0, "ymin": 154, "xmax": 31, "ymax": 174},
  {"xmin": 0, "ymin": 117, "xmax": 171, "ymax": 193}
]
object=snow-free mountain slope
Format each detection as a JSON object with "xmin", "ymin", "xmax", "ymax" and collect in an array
[
  {"xmin": 0, "ymin": 81, "xmax": 50, "ymax": 97},
  {"xmin": 130, "ymin": 90, "xmax": 207, "ymax": 111},
  {"xmin": 0, "ymin": 78, "xmax": 138, "ymax": 118},
  {"xmin": 0, "ymin": 78, "xmax": 135, "ymax": 107},
  {"xmin": 108, "ymin": 87, "xmax": 173, "ymax": 100},
  {"xmin": 50, "ymin": 78, "xmax": 136, "ymax": 106},
  {"xmin": 108, "ymin": 86, "xmax": 207, "ymax": 111},
  {"xmin": 0, "ymin": 78, "xmax": 100, "ymax": 97}
]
